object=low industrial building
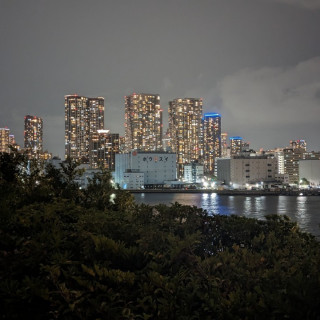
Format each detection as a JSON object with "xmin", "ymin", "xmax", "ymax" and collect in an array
[
  {"xmin": 115, "ymin": 151, "xmax": 177, "ymax": 189},
  {"xmin": 216, "ymin": 155, "xmax": 277, "ymax": 188},
  {"xmin": 184, "ymin": 162, "xmax": 204, "ymax": 183}
]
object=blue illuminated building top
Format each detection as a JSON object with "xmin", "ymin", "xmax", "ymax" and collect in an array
[
  {"xmin": 229, "ymin": 136, "xmax": 243, "ymax": 140},
  {"xmin": 204, "ymin": 113, "xmax": 221, "ymax": 118}
]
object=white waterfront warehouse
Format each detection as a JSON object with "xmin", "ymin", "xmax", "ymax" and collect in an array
[{"xmin": 115, "ymin": 151, "xmax": 177, "ymax": 189}]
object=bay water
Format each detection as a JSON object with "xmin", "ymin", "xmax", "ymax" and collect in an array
[{"xmin": 134, "ymin": 193, "xmax": 320, "ymax": 237}]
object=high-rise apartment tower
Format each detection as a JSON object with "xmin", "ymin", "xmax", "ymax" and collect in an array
[
  {"xmin": 221, "ymin": 132, "xmax": 229, "ymax": 158},
  {"xmin": 290, "ymin": 139, "xmax": 307, "ymax": 151},
  {"xmin": 0, "ymin": 128, "xmax": 10, "ymax": 153},
  {"xmin": 65, "ymin": 95, "xmax": 104, "ymax": 162},
  {"xmin": 203, "ymin": 113, "xmax": 221, "ymax": 173},
  {"xmin": 24, "ymin": 115, "xmax": 43, "ymax": 159},
  {"xmin": 230, "ymin": 136, "xmax": 243, "ymax": 156},
  {"xmin": 89, "ymin": 130, "xmax": 119, "ymax": 170},
  {"xmin": 124, "ymin": 93, "xmax": 163, "ymax": 152},
  {"xmin": 168, "ymin": 98, "xmax": 203, "ymax": 176}
]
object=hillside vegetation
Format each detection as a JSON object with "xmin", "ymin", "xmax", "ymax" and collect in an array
[{"xmin": 1, "ymin": 153, "xmax": 320, "ymax": 319}]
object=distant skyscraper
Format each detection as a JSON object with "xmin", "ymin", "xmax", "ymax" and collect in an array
[
  {"xmin": 9, "ymin": 134, "xmax": 20, "ymax": 152},
  {"xmin": 221, "ymin": 132, "xmax": 229, "ymax": 158},
  {"xmin": 9, "ymin": 134, "xmax": 15, "ymax": 147},
  {"xmin": 203, "ymin": 113, "xmax": 221, "ymax": 173},
  {"xmin": 242, "ymin": 141, "xmax": 250, "ymax": 152},
  {"xmin": 162, "ymin": 129, "xmax": 171, "ymax": 152},
  {"xmin": 124, "ymin": 93, "xmax": 163, "ymax": 152},
  {"xmin": 0, "ymin": 128, "xmax": 10, "ymax": 153},
  {"xmin": 88, "ymin": 97, "xmax": 105, "ymax": 136},
  {"xmin": 290, "ymin": 139, "xmax": 306, "ymax": 151},
  {"xmin": 230, "ymin": 136, "xmax": 243, "ymax": 156},
  {"xmin": 65, "ymin": 94, "xmax": 104, "ymax": 162},
  {"xmin": 119, "ymin": 136, "xmax": 126, "ymax": 153},
  {"xmin": 24, "ymin": 115, "xmax": 43, "ymax": 159},
  {"xmin": 89, "ymin": 130, "xmax": 119, "ymax": 170},
  {"xmin": 168, "ymin": 98, "xmax": 203, "ymax": 177}
]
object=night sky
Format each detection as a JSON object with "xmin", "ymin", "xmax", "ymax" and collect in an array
[{"xmin": 1, "ymin": 0, "xmax": 320, "ymax": 158}]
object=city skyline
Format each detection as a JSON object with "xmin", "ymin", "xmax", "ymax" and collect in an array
[
  {"xmin": 1, "ymin": 0, "xmax": 320, "ymax": 157},
  {"xmin": 2, "ymin": 92, "xmax": 319, "ymax": 158}
]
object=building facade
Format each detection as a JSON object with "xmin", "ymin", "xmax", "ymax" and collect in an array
[
  {"xmin": 217, "ymin": 155, "xmax": 277, "ymax": 187},
  {"xmin": 230, "ymin": 136, "xmax": 243, "ymax": 156},
  {"xmin": 168, "ymin": 98, "xmax": 203, "ymax": 177},
  {"xmin": 89, "ymin": 130, "xmax": 119, "ymax": 170},
  {"xmin": 184, "ymin": 162, "xmax": 204, "ymax": 183},
  {"xmin": 283, "ymin": 147, "xmax": 303, "ymax": 184},
  {"xmin": 283, "ymin": 146, "xmax": 320, "ymax": 184},
  {"xmin": 290, "ymin": 139, "xmax": 306, "ymax": 151},
  {"xmin": 221, "ymin": 132, "xmax": 229, "ymax": 158},
  {"xmin": 124, "ymin": 93, "xmax": 163, "ymax": 152},
  {"xmin": 115, "ymin": 151, "xmax": 176, "ymax": 189},
  {"xmin": 203, "ymin": 113, "xmax": 221, "ymax": 173},
  {"xmin": 65, "ymin": 94, "xmax": 104, "ymax": 163},
  {"xmin": 24, "ymin": 115, "xmax": 43, "ymax": 159},
  {"xmin": 8, "ymin": 134, "xmax": 20, "ymax": 151},
  {"xmin": 263, "ymin": 148, "xmax": 285, "ymax": 174},
  {"xmin": 0, "ymin": 128, "xmax": 10, "ymax": 153}
]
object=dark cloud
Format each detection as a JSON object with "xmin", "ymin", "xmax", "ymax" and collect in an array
[
  {"xmin": 1, "ymin": 0, "xmax": 320, "ymax": 156},
  {"xmin": 215, "ymin": 57, "xmax": 320, "ymax": 149},
  {"xmin": 269, "ymin": 0, "xmax": 320, "ymax": 9}
]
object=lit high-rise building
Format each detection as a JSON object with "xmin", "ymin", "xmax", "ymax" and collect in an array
[
  {"xmin": 230, "ymin": 136, "xmax": 243, "ymax": 156},
  {"xmin": 283, "ymin": 144, "xmax": 319, "ymax": 184},
  {"xmin": 203, "ymin": 113, "xmax": 221, "ymax": 173},
  {"xmin": 9, "ymin": 134, "xmax": 15, "ymax": 147},
  {"xmin": 124, "ymin": 93, "xmax": 163, "ymax": 152},
  {"xmin": 162, "ymin": 129, "xmax": 171, "ymax": 152},
  {"xmin": 88, "ymin": 98, "xmax": 105, "ymax": 136},
  {"xmin": 221, "ymin": 132, "xmax": 229, "ymax": 158},
  {"xmin": 0, "ymin": 128, "xmax": 10, "ymax": 153},
  {"xmin": 264, "ymin": 148, "xmax": 285, "ymax": 174},
  {"xmin": 89, "ymin": 130, "xmax": 119, "ymax": 170},
  {"xmin": 290, "ymin": 139, "xmax": 306, "ymax": 151},
  {"xmin": 168, "ymin": 98, "xmax": 203, "ymax": 177},
  {"xmin": 119, "ymin": 136, "xmax": 126, "ymax": 153},
  {"xmin": 24, "ymin": 115, "xmax": 43, "ymax": 159},
  {"xmin": 283, "ymin": 147, "xmax": 303, "ymax": 184},
  {"xmin": 230, "ymin": 137, "xmax": 243, "ymax": 156},
  {"xmin": 9, "ymin": 134, "xmax": 20, "ymax": 152},
  {"xmin": 65, "ymin": 94, "xmax": 104, "ymax": 163}
]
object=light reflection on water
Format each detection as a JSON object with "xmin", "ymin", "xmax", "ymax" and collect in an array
[{"xmin": 134, "ymin": 193, "xmax": 320, "ymax": 237}]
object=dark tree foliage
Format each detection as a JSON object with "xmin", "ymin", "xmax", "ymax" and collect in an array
[{"xmin": 0, "ymin": 153, "xmax": 320, "ymax": 319}]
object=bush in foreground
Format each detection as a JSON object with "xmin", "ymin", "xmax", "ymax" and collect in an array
[{"xmin": 0, "ymin": 154, "xmax": 320, "ymax": 319}]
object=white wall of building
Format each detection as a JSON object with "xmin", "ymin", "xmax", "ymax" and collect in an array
[
  {"xmin": 275, "ymin": 151, "xmax": 285, "ymax": 174},
  {"xmin": 122, "ymin": 172, "xmax": 144, "ymax": 189},
  {"xmin": 184, "ymin": 163, "xmax": 204, "ymax": 183},
  {"xmin": 115, "ymin": 151, "xmax": 177, "ymax": 188}
]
